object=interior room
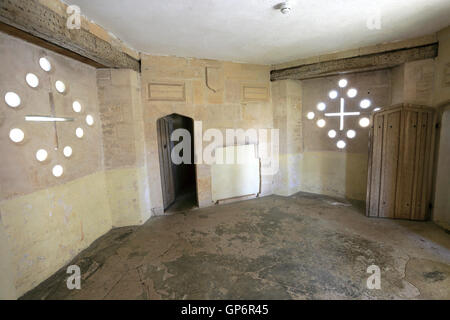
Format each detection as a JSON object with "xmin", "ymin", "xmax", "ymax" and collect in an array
[{"xmin": 0, "ymin": 0, "xmax": 449, "ymax": 300}]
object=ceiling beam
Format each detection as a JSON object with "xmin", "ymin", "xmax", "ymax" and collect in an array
[
  {"xmin": 0, "ymin": 0, "xmax": 140, "ymax": 72},
  {"xmin": 270, "ymin": 43, "xmax": 439, "ymax": 81}
]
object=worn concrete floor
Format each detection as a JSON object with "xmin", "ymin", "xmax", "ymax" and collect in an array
[{"xmin": 22, "ymin": 192, "xmax": 450, "ymax": 300}]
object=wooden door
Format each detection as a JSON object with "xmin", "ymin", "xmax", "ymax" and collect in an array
[{"xmin": 157, "ymin": 118, "xmax": 175, "ymax": 210}]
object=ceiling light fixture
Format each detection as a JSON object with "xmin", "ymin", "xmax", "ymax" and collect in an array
[{"xmin": 280, "ymin": 2, "xmax": 292, "ymax": 14}]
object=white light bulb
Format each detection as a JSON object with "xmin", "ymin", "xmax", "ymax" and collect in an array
[{"xmin": 307, "ymin": 112, "xmax": 315, "ymax": 120}]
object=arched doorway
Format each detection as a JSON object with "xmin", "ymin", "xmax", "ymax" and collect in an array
[{"xmin": 157, "ymin": 113, "xmax": 197, "ymax": 213}]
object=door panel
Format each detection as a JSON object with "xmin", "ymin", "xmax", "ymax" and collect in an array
[
  {"xmin": 395, "ymin": 111, "xmax": 418, "ymax": 219},
  {"xmin": 379, "ymin": 111, "xmax": 401, "ymax": 218},
  {"xmin": 157, "ymin": 118, "xmax": 175, "ymax": 210}
]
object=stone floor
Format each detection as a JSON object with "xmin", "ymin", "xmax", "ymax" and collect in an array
[{"xmin": 22, "ymin": 192, "xmax": 450, "ymax": 300}]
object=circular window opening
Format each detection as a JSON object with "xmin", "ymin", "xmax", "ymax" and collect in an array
[
  {"xmin": 337, "ymin": 140, "xmax": 346, "ymax": 149},
  {"xmin": 307, "ymin": 112, "xmax": 315, "ymax": 120},
  {"xmin": 36, "ymin": 149, "xmax": 48, "ymax": 162},
  {"xmin": 52, "ymin": 165, "xmax": 64, "ymax": 177},
  {"xmin": 360, "ymin": 99, "xmax": 371, "ymax": 109},
  {"xmin": 5, "ymin": 92, "xmax": 21, "ymax": 108},
  {"xmin": 338, "ymin": 79, "xmax": 348, "ymax": 88},
  {"xmin": 328, "ymin": 130, "xmax": 337, "ymax": 138},
  {"xmin": 55, "ymin": 80, "xmax": 66, "ymax": 93},
  {"xmin": 347, "ymin": 88, "xmax": 358, "ymax": 98},
  {"xmin": 26, "ymin": 73, "xmax": 39, "ymax": 88},
  {"xmin": 9, "ymin": 128, "xmax": 25, "ymax": 143},
  {"xmin": 317, "ymin": 119, "xmax": 326, "ymax": 128},
  {"xmin": 328, "ymin": 90, "xmax": 338, "ymax": 99},
  {"xmin": 317, "ymin": 102, "xmax": 326, "ymax": 111},
  {"xmin": 39, "ymin": 57, "xmax": 52, "ymax": 72},
  {"xmin": 63, "ymin": 146, "xmax": 73, "ymax": 158},
  {"xmin": 72, "ymin": 101, "xmax": 82, "ymax": 113},
  {"xmin": 75, "ymin": 127, "xmax": 84, "ymax": 138},
  {"xmin": 347, "ymin": 130, "xmax": 356, "ymax": 139},
  {"xmin": 359, "ymin": 117, "xmax": 370, "ymax": 128},
  {"xmin": 86, "ymin": 114, "xmax": 94, "ymax": 126}
]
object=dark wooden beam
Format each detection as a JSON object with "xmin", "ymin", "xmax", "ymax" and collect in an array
[
  {"xmin": 271, "ymin": 43, "xmax": 439, "ymax": 81},
  {"xmin": 0, "ymin": 22, "xmax": 105, "ymax": 68},
  {"xmin": 0, "ymin": 0, "xmax": 140, "ymax": 72}
]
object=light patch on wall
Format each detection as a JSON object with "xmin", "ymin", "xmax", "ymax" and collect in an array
[
  {"xmin": 26, "ymin": 73, "xmax": 39, "ymax": 88},
  {"xmin": 39, "ymin": 57, "xmax": 51, "ymax": 72},
  {"xmin": 55, "ymin": 80, "xmax": 66, "ymax": 94},
  {"xmin": 317, "ymin": 119, "xmax": 326, "ymax": 128},
  {"xmin": 63, "ymin": 146, "xmax": 73, "ymax": 158},
  {"xmin": 329, "ymin": 90, "xmax": 338, "ymax": 99},
  {"xmin": 338, "ymin": 79, "xmax": 348, "ymax": 88},
  {"xmin": 72, "ymin": 101, "xmax": 82, "ymax": 113},
  {"xmin": 360, "ymin": 99, "xmax": 371, "ymax": 109},
  {"xmin": 85, "ymin": 115, "xmax": 94, "ymax": 126},
  {"xmin": 9, "ymin": 128, "xmax": 25, "ymax": 143},
  {"xmin": 52, "ymin": 165, "xmax": 64, "ymax": 177},
  {"xmin": 347, "ymin": 130, "xmax": 356, "ymax": 139},
  {"xmin": 5, "ymin": 92, "xmax": 21, "ymax": 108},
  {"xmin": 328, "ymin": 130, "xmax": 337, "ymax": 138},
  {"xmin": 75, "ymin": 127, "xmax": 84, "ymax": 138},
  {"xmin": 337, "ymin": 140, "xmax": 346, "ymax": 149},
  {"xmin": 36, "ymin": 149, "xmax": 48, "ymax": 162},
  {"xmin": 359, "ymin": 117, "xmax": 370, "ymax": 127},
  {"xmin": 347, "ymin": 88, "xmax": 357, "ymax": 98}
]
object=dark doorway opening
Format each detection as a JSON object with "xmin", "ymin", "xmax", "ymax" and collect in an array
[{"xmin": 157, "ymin": 114, "xmax": 197, "ymax": 213}]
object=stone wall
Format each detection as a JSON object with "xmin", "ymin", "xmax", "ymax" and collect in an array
[
  {"xmin": 0, "ymin": 32, "xmax": 112, "ymax": 298},
  {"xmin": 140, "ymin": 55, "xmax": 274, "ymax": 212}
]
